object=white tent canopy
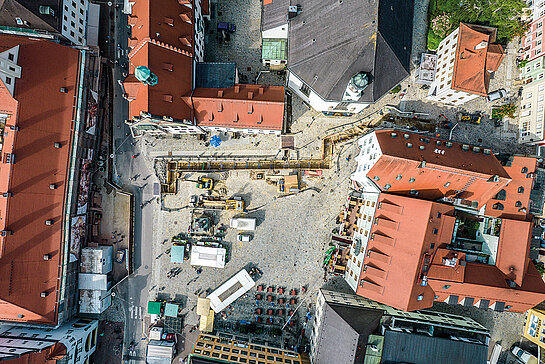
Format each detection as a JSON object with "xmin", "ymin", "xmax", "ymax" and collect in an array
[{"xmin": 190, "ymin": 246, "xmax": 226, "ymax": 268}]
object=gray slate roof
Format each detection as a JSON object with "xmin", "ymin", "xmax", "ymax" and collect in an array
[
  {"xmin": 287, "ymin": 0, "xmax": 414, "ymax": 102},
  {"xmin": 313, "ymin": 302, "xmax": 382, "ymax": 364},
  {"xmin": 262, "ymin": 0, "xmax": 290, "ymax": 32},
  {"xmin": 0, "ymin": 0, "xmax": 61, "ymax": 33},
  {"xmin": 381, "ymin": 330, "xmax": 487, "ymax": 364}
]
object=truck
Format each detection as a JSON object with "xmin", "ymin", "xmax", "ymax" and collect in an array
[
  {"xmin": 196, "ymin": 177, "xmax": 213, "ymax": 190},
  {"xmin": 192, "ymin": 195, "xmax": 245, "ymax": 212},
  {"xmin": 230, "ymin": 217, "xmax": 256, "ymax": 231}
]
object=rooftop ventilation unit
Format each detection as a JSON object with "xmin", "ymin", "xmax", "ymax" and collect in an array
[{"xmin": 288, "ymin": 5, "xmax": 302, "ymax": 19}]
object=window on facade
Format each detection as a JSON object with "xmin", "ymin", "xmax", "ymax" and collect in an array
[
  {"xmin": 417, "ymin": 294, "xmax": 424, "ymax": 301},
  {"xmin": 432, "ymin": 228, "xmax": 438, "ymax": 234},
  {"xmin": 492, "ymin": 202, "xmax": 504, "ymax": 210},
  {"xmin": 299, "ymin": 83, "xmax": 311, "ymax": 97},
  {"xmin": 518, "ymin": 186, "xmax": 525, "ymax": 193},
  {"xmin": 515, "ymin": 201, "xmax": 523, "ymax": 207},
  {"xmin": 442, "ymin": 285, "xmax": 450, "ymax": 289}
]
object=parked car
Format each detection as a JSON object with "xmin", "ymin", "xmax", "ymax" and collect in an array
[
  {"xmin": 237, "ymin": 233, "xmax": 252, "ymax": 242},
  {"xmin": 511, "ymin": 346, "xmax": 537, "ymax": 364},
  {"xmin": 486, "ymin": 89, "xmax": 507, "ymax": 102}
]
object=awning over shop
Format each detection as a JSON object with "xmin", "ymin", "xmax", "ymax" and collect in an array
[
  {"xmin": 148, "ymin": 301, "xmax": 162, "ymax": 315},
  {"xmin": 171, "ymin": 245, "xmax": 185, "ymax": 263},
  {"xmin": 164, "ymin": 303, "xmax": 179, "ymax": 318}
]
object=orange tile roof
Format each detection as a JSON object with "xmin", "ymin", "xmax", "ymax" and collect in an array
[
  {"xmin": 451, "ymin": 23, "xmax": 504, "ymax": 96},
  {"xmin": 355, "ymin": 194, "xmax": 455, "ymax": 311},
  {"xmin": 485, "ymin": 156, "xmax": 536, "ymax": 220},
  {"xmin": 495, "ymin": 219, "xmax": 532, "ymax": 286},
  {"xmin": 190, "ymin": 85, "xmax": 285, "ymax": 131},
  {"xmin": 353, "ymin": 191, "xmax": 545, "ymax": 313},
  {"xmin": 429, "ymin": 261, "xmax": 545, "ymax": 312},
  {"xmin": 127, "ymin": 41, "xmax": 193, "ymax": 120},
  {"xmin": 3, "ymin": 343, "xmax": 66, "ymax": 363},
  {"xmin": 369, "ymin": 130, "xmax": 510, "ymax": 208},
  {"xmin": 0, "ymin": 35, "xmax": 80, "ymax": 325},
  {"xmin": 125, "ymin": 0, "xmax": 194, "ymax": 121}
]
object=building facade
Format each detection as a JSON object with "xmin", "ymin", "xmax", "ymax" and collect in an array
[
  {"xmin": 0, "ymin": 319, "xmax": 98, "ymax": 363},
  {"xmin": 427, "ymin": 23, "xmax": 504, "ymax": 105},
  {"xmin": 522, "ymin": 15, "xmax": 545, "ymax": 61},
  {"xmin": 519, "ymin": 55, "xmax": 545, "ymax": 143}
]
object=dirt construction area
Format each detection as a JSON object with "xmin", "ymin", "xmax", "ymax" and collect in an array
[{"xmin": 148, "ymin": 153, "xmax": 356, "ymax": 349}]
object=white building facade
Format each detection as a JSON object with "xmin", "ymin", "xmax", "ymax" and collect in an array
[
  {"xmin": 350, "ymin": 132, "xmax": 383, "ymax": 190},
  {"xmin": 0, "ymin": 319, "xmax": 98, "ymax": 363},
  {"xmin": 427, "ymin": 28, "xmax": 479, "ymax": 105},
  {"xmin": 61, "ymin": 0, "xmax": 88, "ymax": 45},
  {"xmin": 343, "ymin": 192, "xmax": 380, "ymax": 292},
  {"xmin": 287, "ymin": 71, "xmax": 370, "ymax": 114}
]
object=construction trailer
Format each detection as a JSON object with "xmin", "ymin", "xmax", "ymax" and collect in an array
[
  {"xmin": 146, "ymin": 340, "xmax": 175, "ymax": 364},
  {"xmin": 192, "ymin": 195, "xmax": 245, "ymax": 212},
  {"xmin": 230, "ymin": 217, "xmax": 256, "ymax": 231},
  {"xmin": 207, "ymin": 269, "xmax": 255, "ymax": 313},
  {"xmin": 190, "ymin": 246, "xmax": 226, "ymax": 268}
]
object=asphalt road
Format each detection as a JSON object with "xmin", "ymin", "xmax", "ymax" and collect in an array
[{"xmin": 101, "ymin": 2, "xmax": 154, "ymax": 360}]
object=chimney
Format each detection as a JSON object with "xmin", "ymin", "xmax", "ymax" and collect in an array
[
  {"xmin": 45, "ymin": 219, "xmax": 54, "ymax": 226},
  {"xmin": 217, "ymin": 90, "xmax": 224, "ymax": 97},
  {"xmin": 248, "ymin": 91, "xmax": 253, "ymax": 99},
  {"xmin": 54, "ymin": 142, "xmax": 62, "ymax": 148},
  {"xmin": 43, "ymin": 254, "xmax": 52, "ymax": 261},
  {"xmin": 40, "ymin": 291, "xmax": 49, "ymax": 298},
  {"xmin": 259, "ymin": 87, "xmax": 264, "ymax": 95},
  {"xmin": 234, "ymin": 85, "xmax": 240, "ymax": 93},
  {"xmin": 49, "ymin": 184, "xmax": 57, "ymax": 190}
]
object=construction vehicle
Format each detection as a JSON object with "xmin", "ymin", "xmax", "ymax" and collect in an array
[
  {"xmin": 192, "ymin": 195, "xmax": 245, "ymax": 212},
  {"xmin": 457, "ymin": 111, "xmax": 482, "ymax": 125},
  {"xmin": 196, "ymin": 177, "xmax": 213, "ymax": 190}
]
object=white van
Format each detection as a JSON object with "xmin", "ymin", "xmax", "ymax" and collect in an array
[{"xmin": 230, "ymin": 217, "xmax": 256, "ymax": 231}]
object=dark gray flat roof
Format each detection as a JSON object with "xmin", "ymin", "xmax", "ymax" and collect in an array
[
  {"xmin": 0, "ymin": 0, "xmax": 61, "ymax": 33},
  {"xmin": 313, "ymin": 302, "xmax": 382, "ymax": 364},
  {"xmin": 287, "ymin": 0, "xmax": 413, "ymax": 102},
  {"xmin": 381, "ymin": 330, "xmax": 487, "ymax": 364},
  {"xmin": 195, "ymin": 62, "xmax": 236, "ymax": 88},
  {"xmin": 262, "ymin": 0, "xmax": 290, "ymax": 32}
]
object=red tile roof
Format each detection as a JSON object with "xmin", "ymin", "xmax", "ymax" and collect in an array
[
  {"xmin": 189, "ymin": 84, "xmax": 285, "ymax": 131},
  {"xmin": 451, "ymin": 23, "xmax": 504, "ymax": 96},
  {"xmin": 368, "ymin": 130, "xmax": 510, "ymax": 208},
  {"xmin": 429, "ymin": 261, "xmax": 545, "ymax": 312},
  {"xmin": 127, "ymin": 41, "xmax": 193, "ymax": 120},
  {"xmin": 3, "ymin": 343, "xmax": 66, "ymax": 363},
  {"xmin": 0, "ymin": 35, "xmax": 80, "ymax": 325},
  {"xmin": 495, "ymin": 219, "xmax": 532, "ymax": 286},
  {"xmin": 355, "ymin": 194, "xmax": 455, "ymax": 311},
  {"xmin": 354, "ymin": 192, "xmax": 545, "ymax": 313},
  {"xmin": 485, "ymin": 156, "xmax": 536, "ymax": 220},
  {"xmin": 125, "ymin": 0, "xmax": 194, "ymax": 121},
  {"xmin": 125, "ymin": 0, "xmax": 285, "ymax": 131}
]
